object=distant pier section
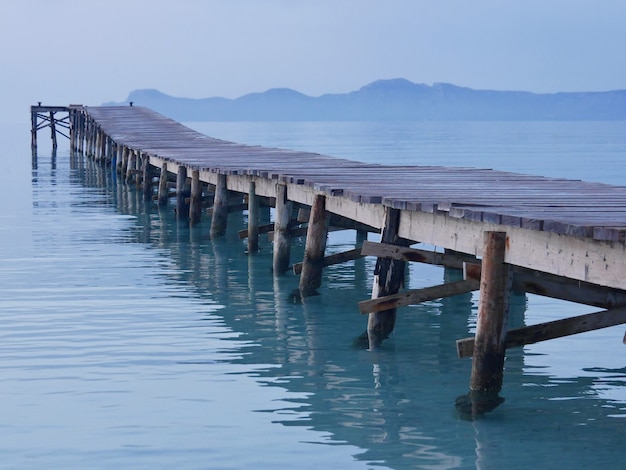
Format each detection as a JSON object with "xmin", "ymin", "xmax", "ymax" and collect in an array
[{"xmin": 31, "ymin": 103, "xmax": 626, "ymax": 417}]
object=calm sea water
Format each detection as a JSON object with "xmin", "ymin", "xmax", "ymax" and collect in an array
[{"xmin": 2, "ymin": 120, "xmax": 626, "ymax": 469}]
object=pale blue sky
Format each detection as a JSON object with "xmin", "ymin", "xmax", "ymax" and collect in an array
[{"xmin": 2, "ymin": 0, "xmax": 625, "ymax": 122}]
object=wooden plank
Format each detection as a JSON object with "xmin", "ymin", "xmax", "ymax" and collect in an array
[
  {"xmin": 361, "ymin": 240, "xmax": 477, "ymax": 269},
  {"xmin": 238, "ymin": 223, "xmax": 275, "ymax": 240},
  {"xmin": 293, "ymin": 248, "xmax": 363, "ymax": 275},
  {"xmin": 457, "ymin": 305, "xmax": 626, "ymax": 358},
  {"xmin": 358, "ymin": 279, "xmax": 479, "ymax": 314}
]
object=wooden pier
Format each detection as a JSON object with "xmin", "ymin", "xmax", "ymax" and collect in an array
[{"xmin": 31, "ymin": 104, "xmax": 626, "ymax": 417}]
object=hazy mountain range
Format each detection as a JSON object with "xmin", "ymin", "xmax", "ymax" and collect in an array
[{"xmin": 104, "ymin": 78, "xmax": 626, "ymax": 121}]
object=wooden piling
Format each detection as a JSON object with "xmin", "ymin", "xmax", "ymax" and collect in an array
[
  {"xmin": 78, "ymin": 112, "xmax": 85, "ymax": 155},
  {"xmin": 49, "ymin": 111, "xmax": 57, "ymax": 150},
  {"xmin": 125, "ymin": 150, "xmax": 136, "ymax": 183},
  {"xmin": 367, "ymin": 207, "xmax": 409, "ymax": 348},
  {"xmin": 158, "ymin": 162, "xmax": 169, "ymax": 206},
  {"xmin": 272, "ymin": 183, "xmax": 293, "ymax": 274},
  {"xmin": 176, "ymin": 165, "xmax": 189, "ymax": 220},
  {"xmin": 470, "ymin": 231, "xmax": 511, "ymax": 394},
  {"xmin": 30, "ymin": 109, "xmax": 38, "ymax": 157},
  {"xmin": 299, "ymin": 194, "xmax": 330, "ymax": 296},
  {"xmin": 247, "ymin": 181, "xmax": 260, "ymax": 253},
  {"xmin": 210, "ymin": 173, "xmax": 229, "ymax": 237},
  {"xmin": 190, "ymin": 169, "xmax": 202, "ymax": 225},
  {"xmin": 142, "ymin": 158, "xmax": 154, "ymax": 201}
]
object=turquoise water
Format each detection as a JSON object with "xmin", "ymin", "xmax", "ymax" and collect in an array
[{"xmin": 2, "ymin": 120, "xmax": 626, "ymax": 469}]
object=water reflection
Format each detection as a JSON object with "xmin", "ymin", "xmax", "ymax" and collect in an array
[{"xmin": 68, "ymin": 155, "xmax": 626, "ymax": 468}]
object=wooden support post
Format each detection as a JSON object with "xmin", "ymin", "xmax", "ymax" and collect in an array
[
  {"xmin": 125, "ymin": 150, "xmax": 136, "ymax": 183},
  {"xmin": 78, "ymin": 113, "xmax": 85, "ymax": 155},
  {"xmin": 356, "ymin": 229, "xmax": 368, "ymax": 244},
  {"xmin": 299, "ymin": 194, "xmax": 330, "ymax": 296},
  {"xmin": 367, "ymin": 207, "xmax": 409, "ymax": 349},
  {"xmin": 176, "ymin": 165, "xmax": 189, "ymax": 220},
  {"xmin": 470, "ymin": 231, "xmax": 511, "ymax": 394},
  {"xmin": 190, "ymin": 169, "xmax": 202, "ymax": 225},
  {"xmin": 30, "ymin": 109, "xmax": 38, "ymax": 159},
  {"xmin": 69, "ymin": 110, "xmax": 76, "ymax": 154},
  {"xmin": 49, "ymin": 111, "xmax": 57, "ymax": 150},
  {"xmin": 158, "ymin": 162, "xmax": 169, "ymax": 206},
  {"xmin": 247, "ymin": 181, "xmax": 259, "ymax": 253},
  {"xmin": 142, "ymin": 157, "xmax": 153, "ymax": 201},
  {"xmin": 273, "ymin": 183, "xmax": 293, "ymax": 274},
  {"xmin": 114, "ymin": 145, "xmax": 122, "ymax": 175},
  {"xmin": 210, "ymin": 173, "xmax": 228, "ymax": 237}
]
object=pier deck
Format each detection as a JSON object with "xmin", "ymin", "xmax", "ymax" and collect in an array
[{"xmin": 32, "ymin": 103, "xmax": 626, "ymax": 416}]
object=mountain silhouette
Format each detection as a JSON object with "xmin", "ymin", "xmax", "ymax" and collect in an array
[{"xmin": 104, "ymin": 78, "xmax": 626, "ymax": 121}]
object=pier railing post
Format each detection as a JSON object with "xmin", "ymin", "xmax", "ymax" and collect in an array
[
  {"xmin": 210, "ymin": 174, "xmax": 229, "ymax": 237},
  {"xmin": 299, "ymin": 194, "xmax": 330, "ymax": 296},
  {"xmin": 470, "ymin": 231, "xmax": 511, "ymax": 394},
  {"xmin": 247, "ymin": 181, "xmax": 259, "ymax": 253},
  {"xmin": 273, "ymin": 183, "xmax": 293, "ymax": 274},
  {"xmin": 367, "ymin": 207, "xmax": 409, "ymax": 348}
]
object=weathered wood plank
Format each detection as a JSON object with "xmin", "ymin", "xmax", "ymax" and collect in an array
[
  {"xmin": 358, "ymin": 279, "xmax": 479, "ymax": 314},
  {"xmin": 361, "ymin": 240, "xmax": 478, "ymax": 269},
  {"xmin": 293, "ymin": 248, "xmax": 363, "ymax": 275},
  {"xmin": 457, "ymin": 305, "xmax": 626, "ymax": 358}
]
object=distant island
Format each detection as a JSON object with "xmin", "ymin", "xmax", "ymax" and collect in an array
[{"xmin": 104, "ymin": 78, "xmax": 626, "ymax": 121}]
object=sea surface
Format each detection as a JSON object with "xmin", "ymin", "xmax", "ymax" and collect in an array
[{"xmin": 2, "ymin": 119, "xmax": 626, "ymax": 469}]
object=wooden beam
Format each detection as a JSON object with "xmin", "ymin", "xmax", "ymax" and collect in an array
[
  {"xmin": 361, "ymin": 240, "xmax": 478, "ymax": 269},
  {"xmin": 457, "ymin": 305, "xmax": 626, "ymax": 358},
  {"xmin": 206, "ymin": 202, "xmax": 247, "ymax": 216},
  {"xmin": 267, "ymin": 225, "xmax": 342, "ymax": 242},
  {"xmin": 367, "ymin": 241, "xmax": 626, "ymax": 310},
  {"xmin": 293, "ymin": 248, "xmax": 363, "ymax": 275},
  {"xmin": 359, "ymin": 279, "xmax": 479, "ymax": 314},
  {"xmin": 298, "ymin": 208, "xmax": 379, "ymax": 233},
  {"xmin": 238, "ymin": 223, "xmax": 275, "ymax": 240}
]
